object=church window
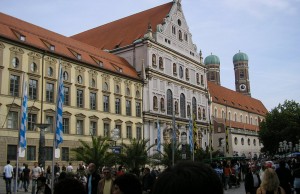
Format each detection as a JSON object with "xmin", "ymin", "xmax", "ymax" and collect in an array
[
  {"xmin": 192, "ymin": 97, "xmax": 197, "ymax": 117},
  {"xmin": 179, "ymin": 66, "xmax": 184, "ymax": 78},
  {"xmin": 167, "ymin": 89, "xmax": 173, "ymax": 115},
  {"xmin": 202, "ymin": 108, "xmax": 206, "ymax": 120},
  {"xmin": 210, "ymin": 72, "xmax": 215, "ymax": 81},
  {"xmin": 172, "ymin": 26, "xmax": 176, "ymax": 35},
  {"xmin": 196, "ymin": 73, "xmax": 200, "ymax": 84},
  {"xmin": 177, "ymin": 19, "xmax": 182, "ymax": 26},
  {"xmin": 200, "ymin": 75, "xmax": 204, "ymax": 85},
  {"xmin": 184, "ymin": 33, "xmax": 188, "ymax": 41},
  {"xmin": 180, "ymin": 93, "xmax": 186, "ymax": 118}
]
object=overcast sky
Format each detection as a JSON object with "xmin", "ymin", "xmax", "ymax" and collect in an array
[{"xmin": 1, "ymin": 0, "xmax": 300, "ymax": 111}]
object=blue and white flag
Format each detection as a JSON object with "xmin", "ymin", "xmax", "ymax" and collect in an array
[
  {"xmin": 55, "ymin": 65, "xmax": 64, "ymax": 148},
  {"xmin": 19, "ymin": 81, "xmax": 28, "ymax": 149},
  {"xmin": 157, "ymin": 118, "xmax": 161, "ymax": 152},
  {"xmin": 188, "ymin": 116, "xmax": 193, "ymax": 153}
]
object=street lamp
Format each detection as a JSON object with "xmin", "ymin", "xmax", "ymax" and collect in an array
[
  {"xmin": 181, "ymin": 132, "xmax": 187, "ymax": 159},
  {"xmin": 35, "ymin": 123, "xmax": 50, "ymax": 169}
]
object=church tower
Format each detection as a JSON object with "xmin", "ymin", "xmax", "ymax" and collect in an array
[
  {"xmin": 233, "ymin": 51, "xmax": 251, "ymax": 96},
  {"xmin": 204, "ymin": 53, "xmax": 221, "ymax": 85}
]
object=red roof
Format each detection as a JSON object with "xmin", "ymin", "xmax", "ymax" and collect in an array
[
  {"xmin": 71, "ymin": 2, "xmax": 173, "ymax": 50},
  {"xmin": 208, "ymin": 81, "xmax": 268, "ymax": 116},
  {"xmin": 0, "ymin": 12, "xmax": 140, "ymax": 80}
]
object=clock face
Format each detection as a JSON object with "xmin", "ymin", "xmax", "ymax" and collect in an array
[{"xmin": 239, "ymin": 84, "xmax": 246, "ymax": 91}]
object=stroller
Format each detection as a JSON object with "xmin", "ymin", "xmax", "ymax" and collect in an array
[{"xmin": 229, "ymin": 174, "xmax": 240, "ymax": 188}]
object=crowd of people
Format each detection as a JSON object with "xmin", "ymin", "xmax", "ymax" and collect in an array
[{"xmin": 2, "ymin": 157, "xmax": 300, "ymax": 194}]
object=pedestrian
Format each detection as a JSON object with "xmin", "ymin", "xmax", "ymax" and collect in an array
[
  {"xmin": 86, "ymin": 163, "xmax": 101, "ymax": 194},
  {"xmin": 4, "ymin": 160, "xmax": 14, "ymax": 194},
  {"xmin": 142, "ymin": 167, "xmax": 155, "ymax": 194},
  {"xmin": 13, "ymin": 163, "xmax": 21, "ymax": 192},
  {"xmin": 113, "ymin": 173, "xmax": 142, "ymax": 194},
  {"xmin": 224, "ymin": 163, "xmax": 232, "ymax": 190},
  {"xmin": 245, "ymin": 165, "xmax": 261, "ymax": 194},
  {"xmin": 46, "ymin": 165, "xmax": 51, "ymax": 184},
  {"xmin": 276, "ymin": 160, "xmax": 293, "ymax": 194},
  {"xmin": 22, "ymin": 164, "xmax": 30, "ymax": 192},
  {"xmin": 19, "ymin": 163, "xmax": 26, "ymax": 190},
  {"xmin": 97, "ymin": 167, "xmax": 114, "ymax": 194},
  {"xmin": 256, "ymin": 168, "xmax": 285, "ymax": 194},
  {"xmin": 36, "ymin": 176, "xmax": 51, "ymax": 194},
  {"xmin": 293, "ymin": 163, "xmax": 300, "ymax": 194},
  {"xmin": 152, "ymin": 161, "xmax": 223, "ymax": 194},
  {"xmin": 31, "ymin": 162, "xmax": 42, "ymax": 194},
  {"xmin": 66, "ymin": 162, "xmax": 73, "ymax": 173}
]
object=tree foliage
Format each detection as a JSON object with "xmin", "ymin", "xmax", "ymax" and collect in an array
[
  {"xmin": 118, "ymin": 138, "xmax": 154, "ymax": 171},
  {"xmin": 151, "ymin": 142, "xmax": 182, "ymax": 168},
  {"xmin": 71, "ymin": 136, "xmax": 114, "ymax": 170},
  {"xmin": 259, "ymin": 100, "xmax": 300, "ymax": 155}
]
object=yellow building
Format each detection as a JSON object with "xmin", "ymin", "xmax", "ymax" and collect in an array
[{"xmin": 0, "ymin": 13, "xmax": 143, "ymax": 167}]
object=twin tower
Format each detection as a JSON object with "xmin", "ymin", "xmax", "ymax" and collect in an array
[{"xmin": 204, "ymin": 51, "xmax": 251, "ymax": 97}]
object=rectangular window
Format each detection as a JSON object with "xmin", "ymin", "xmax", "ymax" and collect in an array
[
  {"xmin": 103, "ymin": 95, "xmax": 109, "ymax": 112},
  {"xmin": 29, "ymin": 79, "xmax": 38, "ymax": 100},
  {"xmin": 136, "ymin": 102, "xmax": 141, "ymax": 117},
  {"xmin": 90, "ymin": 92, "xmax": 96, "ymax": 110},
  {"xmin": 10, "ymin": 75, "xmax": 20, "ymax": 96},
  {"xmin": 104, "ymin": 123, "xmax": 110, "ymax": 137},
  {"xmin": 63, "ymin": 118, "xmax": 69, "ymax": 134},
  {"xmin": 7, "ymin": 145, "xmax": 17, "ymax": 160},
  {"xmin": 64, "ymin": 86, "xmax": 70, "ymax": 106},
  {"xmin": 200, "ymin": 75, "xmax": 204, "ymax": 85},
  {"xmin": 45, "ymin": 147, "xmax": 53, "ymax": 160},
  {"xmin": 90, "ymin": 121, "xmax": 97, "ymax": 136},
  {"xmin": 61, "ymin": 147, "xmax": 69, "ymax": 161},
  {"xmin": 46, "ymin": 83, "xmax": 54, "ymax": 102},
  {"xmin": 116, "ymin": 124, "xmax": 122, "ymax": 138},
  {"xmin": 77, "ymin": 89, "xmax": 84, "ymax": 108},
  {"xmin": 27, "ymin": 146, "xmax": 36, "ymax": 161},
  {"xmin": 126, "ymin": 100, "xmax": 131, "ymax": 116},
  {"xmin": 126, "ymin": 126, "xmax": 132, "ymax": 139},
  {"xmin": 115, "ymin": 98, "xmax": 121, "ymax": 114},
  {"xmin": 76, "ymin": 120, "xmax": 84, "ymax": 135},
  {"xmin": 28, "ymin": 113, "xmax": 37, "ymax": 131},
  {"xmin": 7, "ymin": 111, "xmax": 18, "ymax": 129},
  {"xmin": 136, "ymin": 127, "xmax": 142, "ymax": 140},
  {"xmin": 45, "ymin": 115, "xmax": 54, "ymax": 133}
]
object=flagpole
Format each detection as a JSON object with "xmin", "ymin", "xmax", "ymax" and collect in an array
[
  {"xmin": 172, "ymin": 110, "xmax": 176, "ymax": 166},
  {"xmin": 51, "ymin": 60, "xmax": 64, "ymax": 192},
  {"xmin": 15, "ymin": 73, "xmax": 26, "ymax": 194}
]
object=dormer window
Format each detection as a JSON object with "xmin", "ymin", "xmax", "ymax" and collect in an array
[
  {"xmin": 177, "ymin": 19, "xmax": 182, "ymax": 26},
  {"xmin": 77, "ymin": 54, "xmax": 81, "ymax": 60},
  {"xmin": 50, "ymin": 45, "xmax": 55, "ymax": 51},
  {"xmin": 30, "ymin": 62, "xmax": 37, "ymax": 72},
  {"xmin": 20, "ymin": 35, "xmax": 26, "ymax": 41}
]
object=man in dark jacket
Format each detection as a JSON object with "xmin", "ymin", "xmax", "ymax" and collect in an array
[
  {"xmin": 86, "ymin": 163, "xmax": 101, "ymax": 194},
  {"xmin": 276, "ymin": 160, "xmax": 292, "ymax": 194},
  {"xmin": 245, "ymin": 165, "xmax": 261, "ymax": 194},
  {"xmin": 142, "ymin": 167, "xmax": 155, "ymax": 194}
]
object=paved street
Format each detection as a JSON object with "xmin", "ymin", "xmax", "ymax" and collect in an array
[
  {"xmin": 224, "ymin": 181, "xmax": 245, "ymax": 194},
  {"xmin": 1, "ymin": 178, "xmax": 35, "ymax": 194}
]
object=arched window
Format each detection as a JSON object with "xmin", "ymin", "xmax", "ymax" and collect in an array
[
  {"xmin": 115, "ymin": 85, "xmax": 120, "ymax": 93},
  {"xmin": 153, "ymin": 96, "xmax": 158, "ymax": 109},
  {"xmin": 160, "ymin": 98, "xmax": 165, "ymax": 111},
  {"xmin": 103, "ymin": 82, "xmax": 109, "ymax": 91},
  {"xmin": 192, "ymin": 97, "xmax": 197, "ymax": 118},
  {"xmin": 241, "ymin": 138, "xmax": 244, "ymax": 145},
  {"xmin": 63, "ymin": 71, "xmax": 68, "ymax": 81},
  {"xmin": 173, "ymin": 63, "xmax": 177, "ymax": 75},
  {"xmin": 253, "ymin": 139, "xmax": 256, "ymax": 146},
  {"xmin": 152, "ymin": 54, "xmax": 157, "ymax": 67},
  {"xmin": 222, "ymin": 110, "xmax": 225, "ymax": 119},
  {"xmin": 196, "ymin": 73, "xmax": 200, "ymax": 84},
  {"xmin": 167, "ymin": 90, "xmax": 173, "ymax": 115},
  {"xmin": 234, "ymin": 113, "xmax": 237, "ymax": 121},
  {"xmin": 91, "ymin": 78, "xmax": 96, "ymax": 88},
  {"xmin": 47, "ymin": 67, "xmax": 53, "ymax": 77},
  {"xmin": 12, "ymin": 57, "xmax": 19, "ymax": 68},
  {"xmin": 200, "ymin": 75, "xmax": 204, "ymax": 85},
  {"xmin": 180, "ymin": 93, "xmax": 186, "ymax": 118},
  {"xmin": 198, "ymin": 107, "xmax": 202, "ymax": 120},
  {"xmin": 248, "ymin": 138, "xmax": 251, "ymax": 146},
  {"xmin": 202, "ymin": 108, "xmax": 206, "ymax": 119},
  {"xmin": 159, "ymin": 57, "xmax": 163, "ymax": 69},
  {"xmin": 240, "ymin": 115, "xmax": 243, "ymax": 122},
  {"xmin": 185, "ymin": 68, "xmax": 189, "ymax": 80},
  {"xmin": 187, "ymin": 105, "xmax": 191, "ymax": 117},
  {"xmin": 234, "ymin": 137, "xmax": 238, "ymax": 145},
  {"xmin": 246, "ymin": 116, "xmax": 248, "ymax": 124},
  {"xmin": 184, "ymin": 33, "xmax": 188, "ymax": 41},
  {"xmin": 228, "ymin": 112, "xmax": 231, "ymax": 121},
  {"xmin": 30, "ymin": 62, "xmax": 37, "ymax": 72},
  {"xmin": 77, "ymin": 75, "xmax": 83, "ymax": 84},
  {"xmin": 179, "ymin": 30, "xmax": 183, "ymax": 41},
  {"xmin": 179, "ymin": 66, "xmax": 184, "ymax": 78}
]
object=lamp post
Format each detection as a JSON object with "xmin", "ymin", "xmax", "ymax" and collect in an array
[
  {"xmin": 279, "ymin": 140, "xmax": 293, "ymax": 158},
  {"xmin": 181, "ymin": 132, "xmax": 187, "ymax": 160},
  {"xmin": 35, "ymin": 123, "xmax": 50, "ymax": 169}
]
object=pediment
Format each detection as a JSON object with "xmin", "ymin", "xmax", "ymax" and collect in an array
[
  {"xmin": 75, "ymin": 113, "xmax": 86, "ymax": 118},
  {"xmin": 63, "ymin": 111, "xmax": 72, "ymax": 117},
  {"xmin": 6, "ymin": 103, "xmax": 21, "ymax": 109},
  {"xmin": 44, "ymin": 108, "xmax": 55, "ymax": 114},
  {"xmin": 89, "ymin": 115, "xmax": 99, "ymax": 120}
]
